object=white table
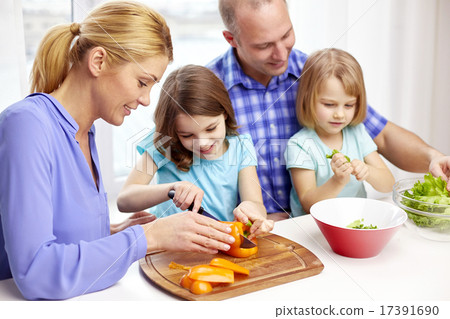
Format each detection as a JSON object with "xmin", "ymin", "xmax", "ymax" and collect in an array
[{"xmin": 1, "ymin": 211, "xmax": 449, "ymax": 302}]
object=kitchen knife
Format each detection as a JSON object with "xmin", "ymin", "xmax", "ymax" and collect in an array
[
  {"xmin": 167, "ymin": 190, "xmax": 256, "ymax": 248},
  {"xmin": 167, "ymin": 190, "xmax": 218, "ymax": 220}
]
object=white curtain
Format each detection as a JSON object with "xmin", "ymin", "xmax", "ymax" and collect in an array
[
  {"xmin": 290, "ymin": 0, "xmax": 450, "ymax": 179},
  {"xmin": 0, "ymin": 0, "xmax": 27, "ymax": 112}
]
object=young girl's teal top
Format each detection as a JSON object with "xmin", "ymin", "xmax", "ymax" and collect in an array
[
  {"xmin": 137, "ymin": 128, "xmax": 258, "ymax": 221},
  {"xmin": 284, "ymin": 124, "xmax": 377, "ymax": 216}
]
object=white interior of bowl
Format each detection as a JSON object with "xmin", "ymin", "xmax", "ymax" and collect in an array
[{"xmin": 310, "ymin": 198, "xmax": 407, "ymax": 229}]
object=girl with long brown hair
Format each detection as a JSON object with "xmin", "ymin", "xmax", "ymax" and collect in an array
[{"xmin": 118, "ymin": 64, "xmax": 273, "ymax": 235}]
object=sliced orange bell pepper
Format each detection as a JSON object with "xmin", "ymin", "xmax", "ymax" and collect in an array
[
  {"xmin": 209, "ymin": 258, "xmax": 250, "ymax": 275},
  {"xmin": 187, "ymin": 265, "xmax": 234, "ymax": 283},
  {"xmin": 189, "ymin": 280, "xmax": 213, "ymax": 295},
  {"xmin": 179, "ymin": 273, "xmax": 194, "ymax": 289},
  {"xmin": 169, "ymin": 261, "xmax": 190, "ymax": 270},
  {"xmin": 221, "ymin": 221, "xmax": 258, "ymax": 258}
]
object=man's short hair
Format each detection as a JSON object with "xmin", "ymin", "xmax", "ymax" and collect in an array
[{"xmin": 219, "ymin": 0, "xmax": 286, "ymax": 37}]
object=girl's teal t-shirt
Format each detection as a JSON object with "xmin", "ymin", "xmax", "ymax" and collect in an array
[
  {"xmin": 137, "ymin": 128, "xmax": 257, "ymax": 221},
  {"xmin": 284, "ymin": 124, "xmax": 377, "ymax": 216}
]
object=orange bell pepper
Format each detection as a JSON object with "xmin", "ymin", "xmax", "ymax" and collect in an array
[
  {"xmin": 221, "ymin": 221, "xmax": 258, "ymax": 258},
  {"xmin": 179, "ymin": 273, "xmax": 194, "ymax": 289},
  {"xmin": 189, "ymin": 280, "xmax": 213, "ymax": 295},
  {"xmin": 180, "ymin": 273, "xmax": 215, "ymax": 295},
  {"xmin": 209, "ymin": 258, "xmax": 250, "ymax": 275},
  {"xmin": 169, "ymin": 261, "xmax": 190, "ymax": 270},
  {"xmin": 172, "ymin": 257, "xmax": 250, "ymax": 295},
  {"xmin": 187, "ymin": 265, "xmax": 234, "ymax": 283}
]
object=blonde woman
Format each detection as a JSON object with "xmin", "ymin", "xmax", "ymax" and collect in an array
[
  {"xmin": 0, "ymin": 1, "xmax": 234, "ymax": 300},
  {"xmin": 284, "ymin": 48, "xmax": 395, "ymax": 216}
]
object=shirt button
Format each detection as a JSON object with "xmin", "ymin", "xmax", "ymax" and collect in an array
[
  {"xmin": 278, "ymin": 190, "xmax": 283, "ymax": 195},
  {"xmin": 274, "ymin": 157, "xmax": 279, "ymax": 163},
  {"xmin": 270, "ymin": 123, "xmax": 276, "ymax": 129}
]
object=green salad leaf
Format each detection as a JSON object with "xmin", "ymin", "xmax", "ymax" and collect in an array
[
  {"xmin": 326, "ymin": 149, "xmax": 350, "ymax": 162},
  {"xmin": 347, "ymin": 218, "xmax": 377, "ymax": 229},
  {"xmin": 401, "ymin": 173, "xmax": 450, "ymax": 230}
]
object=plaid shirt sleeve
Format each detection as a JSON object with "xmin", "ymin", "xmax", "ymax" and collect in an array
[{"xmin": 364, "ymin": 105, "xmax": 388, "ymax": 138}]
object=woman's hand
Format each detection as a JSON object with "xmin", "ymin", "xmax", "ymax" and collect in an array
[
  {"xmin": 233, "ymin": 201, "xmax": 274, "ymax": 239},
  {"xmin": 330, "ymin": 153, "xmax": 352, "ymax": 185},
  {"xmin": 110, "ymin": 211, "xmax": 156, "ymax": 235},
  {"xmin": 350, "ymin": 159, "xmax": 369, "ymax": 181},
  {"xmin": 142, "ymin": 211, "xmax": 235, "ymax": 254},
  {"xmin": 170, "ymin": 181, "xmax": 204, "ymax": 213}
]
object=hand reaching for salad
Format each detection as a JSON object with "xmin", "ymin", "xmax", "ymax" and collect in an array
[{"xmin": 429, "ymin": 155, "xmax": 450, "ymax": 191}]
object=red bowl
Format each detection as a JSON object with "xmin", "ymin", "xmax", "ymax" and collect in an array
[{"xmin": 310, "ymin": 198, "xmax": 407, "ymax": 258}]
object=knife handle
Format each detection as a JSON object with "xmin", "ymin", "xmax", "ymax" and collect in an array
[{"xmin": 167, "ymin": 190, "xmax": 204, "ymax": 214}]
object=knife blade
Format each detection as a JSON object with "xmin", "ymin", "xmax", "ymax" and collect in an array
[{"xmin": 167, "ymin": 190, "xmax": 256, "ymax": 248}]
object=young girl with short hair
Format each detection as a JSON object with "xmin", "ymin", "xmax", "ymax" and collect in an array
[
  {"xmin": 284, "ymin": 48, "xmax": 395, "ymax": 216},
  {"xmin": 118, "ymin": 64, "xmax": 273, "ymax": 236}
]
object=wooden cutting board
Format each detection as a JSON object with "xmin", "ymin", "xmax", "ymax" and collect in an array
[{"xmin": 139, "ymin": 233, "xmax": 324, "ymax": 300}]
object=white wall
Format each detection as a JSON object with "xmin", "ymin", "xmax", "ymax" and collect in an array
[
  {"xmin": 431, "ymin": 0, "xmax": 450, "ymax": 155},
  {"xmin": 289, "ymin": 0, "xmax": 450, "ymax": 158},
  {"xmin": 0, "ymin": 0, "xmax": 28, "ymax": 112}
]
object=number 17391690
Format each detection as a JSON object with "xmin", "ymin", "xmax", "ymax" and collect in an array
[{"xmin": 380, "ymin": 305, "xmax": 439, "ymax": 316}]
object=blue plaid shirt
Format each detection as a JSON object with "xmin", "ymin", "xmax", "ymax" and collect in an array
[{"xmin": 207, "ymin": 48, "xmax": 387, "ymax": 213}]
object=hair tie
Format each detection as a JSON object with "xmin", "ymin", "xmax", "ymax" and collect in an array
[{"xmin": 70, "ymin": 22, "xmax": 81, "ymax": 36}]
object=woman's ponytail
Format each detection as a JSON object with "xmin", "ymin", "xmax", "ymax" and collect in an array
[
  {"xmin": 30, "ymin": 23, "xmax": 79, "ymax": 93},
  {"xmin": 29, "ymin": 1, "xmax": 173, "ymax": 94}
]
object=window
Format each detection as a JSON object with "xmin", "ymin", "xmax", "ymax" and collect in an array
[{"xmin": 22, "ymin": 0, "xmax": 72, "ymax": 76}]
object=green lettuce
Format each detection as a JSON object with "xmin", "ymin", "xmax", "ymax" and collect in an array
[
  {"xmin": 326, "ymin": 149, "xmax": 350, "ymax": 162},
  {"xmin": 347, "ymin": 218, "xmax": 377, "ymax": 229},
  {"xmin": 401, "ymin": 173, "xmax": 450, "ymax": 230}
]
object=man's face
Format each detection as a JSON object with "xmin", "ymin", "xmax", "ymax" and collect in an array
[{"xmin": 231, "ymin": 0, "xmax": 295, "ymax": 86}]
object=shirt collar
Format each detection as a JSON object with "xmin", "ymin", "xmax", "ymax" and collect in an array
[
  {"xmin": 29, "ymin": 93, "xmax": 95, "ymax": 137},
  {"xmin": 221, "ymin": 47, "xmax": 302, "ymax": 90}
]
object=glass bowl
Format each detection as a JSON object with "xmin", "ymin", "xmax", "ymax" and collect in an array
[{"xmin": 393, "ymin": 177, "xmax": 450, "ymax": 241}]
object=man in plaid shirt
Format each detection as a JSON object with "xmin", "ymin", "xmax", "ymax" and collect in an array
[{"xmin": 207, "ymin": 0, "xmax": 450, "ymax": 220}]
